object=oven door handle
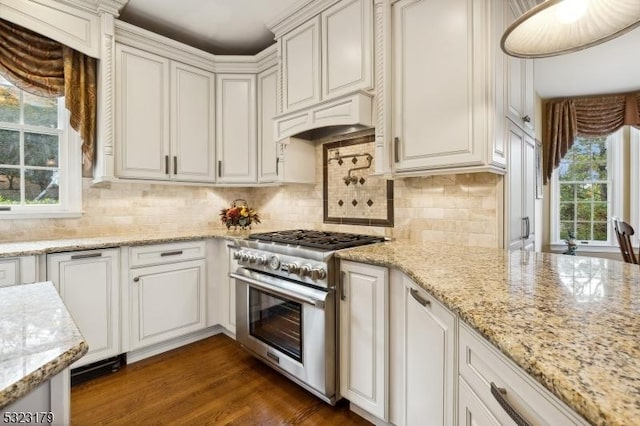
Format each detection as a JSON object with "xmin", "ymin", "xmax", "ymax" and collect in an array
[{"xmin": 230, "ymin": 272, "xmax": 326, "ymax": 309}]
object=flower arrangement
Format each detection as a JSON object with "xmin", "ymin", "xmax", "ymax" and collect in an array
[{"xmin": 220, "ymin": 199, "xmax": 260, "ymax": 230}]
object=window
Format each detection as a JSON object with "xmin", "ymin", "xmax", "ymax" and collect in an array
[
  {"xmin": 0, "ymin": 75, "xmax": 81, "ymax": 217},
  {"xmin": 551, "ymin": 130, "xmax": 622, "ymax": 247}
]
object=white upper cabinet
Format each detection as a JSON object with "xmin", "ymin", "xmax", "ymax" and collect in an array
[
  {"xmin": 505, "ymin": 1, "xmax": 535, "ymax": 136},
  {"xmin": 216, "ymin": 74, "xmax": 257, "ymax": 184},
  {"xmin": 116, "ymin": 44, "xmax": 170, "ymax": 180},
  {"xmin": 279, "ymin": 0, "xmax": 373, "ymax": 114},
  {"xmin": 258, "ymin": 67, "xmax": 280, "ymax": 183},
  {"xmin": 282, "ymin": 17, "xmax": 322, "ymax": 112},
  {"xmin": 170, "ymin": 62, "xmax": 216, "ymax": 182},
  {"xmin": 115, "ymin": 43, "xmax": 216, "ymax": 183},
  {"xmin": 389, "ymin": 0, "xmax": 505, "ymax": 175},
  {"xmin": 321, "ymin": 0, "xmax": 373, "ymax": 100}
]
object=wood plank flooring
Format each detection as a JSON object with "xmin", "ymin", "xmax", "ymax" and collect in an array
[{"xmin": 71, "ymin": 334, "xmax": 370, "ymax": 425}]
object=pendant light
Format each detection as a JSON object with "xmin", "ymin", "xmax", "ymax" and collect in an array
[{"xmin": 501, "ymin": 0, "xmax": 640, "ymax": 58}]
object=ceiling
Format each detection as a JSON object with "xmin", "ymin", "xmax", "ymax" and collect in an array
[
  {"xmin": 118, "ymin": 0, "xmax": 640, "ymax": 97},
  {"xmin": 118, "ymin": 0, "xmax": 301, "ymax": 55}
]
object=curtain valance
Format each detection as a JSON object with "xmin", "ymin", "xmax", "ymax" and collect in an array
[
  {"xmin": 543, "ymin": 91, "xmax": 640, "ymax": 184},
  {"xmin": 0, "ymin": 18, "xmax": 97, "ymax": 176}
]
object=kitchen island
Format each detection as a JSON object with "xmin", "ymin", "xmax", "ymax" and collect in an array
[
  {"xmin": 0, "ymin": 282, "xmax": 88, "ymax": 423},
  {"xmin": 336, "ymin": 241, "xmax": 640, "ymax": 426}
]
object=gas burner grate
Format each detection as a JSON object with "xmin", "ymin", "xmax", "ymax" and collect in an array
[{"xmin": 248, "ymin": 229, "xmax": 385, "ymax": 250}]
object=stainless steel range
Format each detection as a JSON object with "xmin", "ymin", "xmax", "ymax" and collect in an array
[{"xmin": 230, "ymin": 230, "xmax": 385, "ymax": 404}]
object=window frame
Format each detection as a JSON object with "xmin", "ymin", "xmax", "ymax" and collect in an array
[
  {"xmin": 629, "ymin": 127, "xmax": 640, "ymax": 247},
  {"xmin": 0, "ymin": 83, "xmax": 82, "ymax": 219},
  {"xmin": 549, "ymin": 129, "xmax": 623, "ymax": 249}
]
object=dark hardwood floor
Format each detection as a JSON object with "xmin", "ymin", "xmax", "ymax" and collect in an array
[{"xmin": 71, "ymin": 334, "xmax": 370, "ymax": 425}]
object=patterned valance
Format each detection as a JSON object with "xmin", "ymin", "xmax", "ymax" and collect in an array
[
  {"xmin": 0, "ymin": 18, "xmax": 97, "ymax": 176},
  {"xmin": 543, "ymin": 91, "xmax": 640, "ymax": 184}
]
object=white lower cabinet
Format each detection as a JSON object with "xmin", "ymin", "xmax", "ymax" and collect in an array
[
  {"xmin": 458, "ymin": 322, "xmax": 588, "ymax": 425},
  {"xmin": 339, "ymin": 261, "xmax": 389, "ymax": 421},
  {"xmin": 0, "ymin": 256, "xmax": 37, "ymax": 287},
  {"xmin": 389, "ymin": 272, "xmax": 456, "ymax": 426},
  {"xmin": 47, "ymin": 249, "xmax": 120, "ymax": 368},
  {"xmin": 129, "ymin": 259, "xmax": 206, "ymax": 350}
]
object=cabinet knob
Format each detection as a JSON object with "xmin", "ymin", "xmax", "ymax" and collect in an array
[
  {"xmin": 522, "ymin": 115, "xmax": 531, "ymax": 123},
  {"xmin": 133, "ymin": 277, "xmax": 140, "ymax": 282}
]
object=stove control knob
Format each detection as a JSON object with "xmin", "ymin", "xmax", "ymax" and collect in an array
[
  {"xmin": 311, "ymin": 268, "xmax": 327, "ymax": 280},
  {"xmin": 248, "ymin": 254, "xmax": 257, "ymax": 264},
  {"xmin": 268, "ymin": 255, "xmax": 280, "ymax": 270},
  {"xmin": 299, "ymin": 264, "xmax": 312, "ymax": 278},
  {"xmin": 287, "ymin": 263, "xmax": 301, "ymax": 274},
  {"xmin": 240, "ymin": 252, "xmax": 250, "ymax": 262},
  {"xmin": 256, "ymin": 255, "xmax": 268, "ymax": 266},
  {"xmin": 233, "ymin": 251, "xmax": 241, "ymax": 261}
]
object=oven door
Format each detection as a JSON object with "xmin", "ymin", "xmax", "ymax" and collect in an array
[{"xmin": 231, "ymin": 267, "xmax": 336, "ymax": 404}]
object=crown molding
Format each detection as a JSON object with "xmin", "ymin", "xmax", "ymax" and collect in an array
[
  {"xmin": 46, "ymin": 0, "xmax": 128, "ymax": 16},
  {"xmin": 268, "ymin": 0, "xmax": 340, "ymax": 38}
]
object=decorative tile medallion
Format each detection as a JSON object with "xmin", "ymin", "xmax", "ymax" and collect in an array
[{"xmin": 323, "ymin": 133, "xmax": 394, "ymax": 227}]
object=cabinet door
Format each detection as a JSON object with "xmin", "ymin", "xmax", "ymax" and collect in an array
[
  {"xmin": 115, "ymin": 44, "xmax": 170, "ymax": 180},
  {"xmin": 340, "ymin": 261, "xmax": 388, "ymax": 420},
  {"xmin": 506, "ymin": 121, "xmax": 535, "ymax": 251},
  {"xmin": 257, "ymin": 67, "xmax": 279, "ymax": 183},
  {"xmin": 321, "ymin": 0, "xmax": 373, "ymax": 100},
  {"xmin": 48, "ymin": 249, "xmax": 120, "ymax": 368},
  {"xmin": 221, "ymin": 246, "xmax": 239, "ymax": 334},
  {"xmin": 458, "ymin": 377, "xmax": 500, "ymax": 426},
  {"xmin": 216, "ymin": 74, "xmax": 257, "ymax": 183},
  {"xmin": 281, "ymin": 16, "xmax": 321, "ymax": 112},
  {"xmin": 505, "ymin": 2, "xmax": 535, "ymax": 135},
  {"xmin": 130, "ymin": 259, "xmax": 206, "ymax": 350},
  {"xmin": 403, "ymin": 278, "xmax": 456, "ymax": 426},
  {"xmin": 170, "ymin": 62, "xmax": 216, "ymax": 182},
  {"xmin": 392, "ymin": 0, "xmax": 485, "ymax": 172},
  {"xmin": 0, "ymin": 259, "xmax": 19, "ymax": 287}
]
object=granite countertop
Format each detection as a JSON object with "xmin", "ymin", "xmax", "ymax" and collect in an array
[
  {"xmin": 336, "ymin": 241, "xmax": 640, "ymax": 426},
  {"xmin": 0, "ymin": 229, "xmax": 254, "ymax": 258},
  {"xmin": 0, "ymin": 282, "xmax": 88, "ymax": 409}
]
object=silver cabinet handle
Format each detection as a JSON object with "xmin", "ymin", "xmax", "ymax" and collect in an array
[
  {"xmin": 410, "ymin": 288, "xmax": 431, "ymax": 307},
  {"xmin": 71, "ymin": 252, "xmax": 102, "ymax": 260},
  {"xmin": 490, "ymin": 383, "xmax": 532, "ymax": 426},
  {"xmin": 525, "ymin": 217, "xmax": 531, "ymax": 239},
  {"xmin": 340, "ymin": 271, "xmax": 346, "ymax": 301},
  {"xmin": 0, "ymin": 206, "xmax": 11, "ymax": 211},
  {"xmin": 173, "ymin": 156, "xmax": 177, "ymax": 175},
  {"xmin": 165, "ymin": 155, "xmax": 169, "ymax": 174},
  {"xmin": 218, "ymin": 160, "xmax": 222, "ymax": 178},
  {"xmin": 522, "ymin": 115, "xmax": 531, "ymax": 123},
  {"xmin": 275, "ymin": 158, "xmax": 279, "ymax": 176},
  {"xmin": 160, "ymin": 250, "xmax": 183, "ymax": 257}
]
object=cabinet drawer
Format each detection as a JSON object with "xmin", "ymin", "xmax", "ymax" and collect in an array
[
  {"xmin": 129, "ymin": 241, "xmax": 205, "ymax": 267},
  {"xmin": 459, "ymin": 322, "xmax": 587, "ymax": 425},
  {"xmin": 0, "ymin": 259, "xmax": 19, "ymax": 287}
]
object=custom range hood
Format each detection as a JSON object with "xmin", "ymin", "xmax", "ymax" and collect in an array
[{"xmin": 273, "ymin": 92, "xmax": 374, "ymax": 142}]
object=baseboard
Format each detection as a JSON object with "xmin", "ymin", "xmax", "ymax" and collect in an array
[
  {"xmin": 127, "ymin": 326, "xmax": 223, "ymax": 364},
  {"xmin": 349, "ymin": 402, "xmax": 390, "ymax": 426}
]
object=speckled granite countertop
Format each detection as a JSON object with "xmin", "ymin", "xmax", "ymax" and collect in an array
[
  {"xmin": 336, "ymin": 241, "xmax": 640, "ymax": 426},
  {"xmin": 0, "ymin": 282, "xmax": 88, "ymax": 409},
  {"xmin": 0, "ymin": 229, "xmax": 253, "ymax": 258}
]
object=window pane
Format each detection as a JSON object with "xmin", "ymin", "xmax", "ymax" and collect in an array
[
  {"xmin": 560, "ymin": 221, "xmax": 574, "ymax": 239},
  {"xmin": 25, "ymin": 132, "xmax": 58, "ymax": 167},
  {"xmin": 0, "ymin": 129, "xmax": 20, "ymax": 165},
  {"xmin": 576, "ymin": 222, "xmax": 591, "ymax": 240},
  {"xmin": 24, "ymin": 92, "xmax": 58, "ymax": 128},
  {"xmin": 592, "ymin": 183, "xmax": 607, "ymax": 201},
  {"xmin": 575, "ymin": 184, "xmax": 591, "ymax": 200},
  {"xmin": 593, "ymin": 203, "xmax": 607, "ymax": 221},
  {"xmin": 560, "ymin": 203, "xmax": 575, "ymax": 221},
  {"xmin": 593, "ymin": 222, "xmax": 608, "ymax": 241},
  {"xmin": 576, "ymin": 203, "xmax": 592, "ymax": 221},
  {"xmin": 0, "ymin": 85, "xmax": 20, "ymax": 123},
  {"xmin": 560, "ymin": 184, "xmax": 574, "ymax": 201},
  {"xmin": 0, "ymin": 168, "xmax": 21, "ymax": 204},
  {"xmin": 24, "ymin": 169, "xmax": 58, "ymax": 204}
]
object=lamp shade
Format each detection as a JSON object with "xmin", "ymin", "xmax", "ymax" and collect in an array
[{"xmin": 501, "ymin": 0, "xmax": 640, "ymax": 58}]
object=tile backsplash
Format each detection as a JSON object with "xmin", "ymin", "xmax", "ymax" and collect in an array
[{"xmin": 0, "ymin": 143, "xmax": 501, "ymax": 247}]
